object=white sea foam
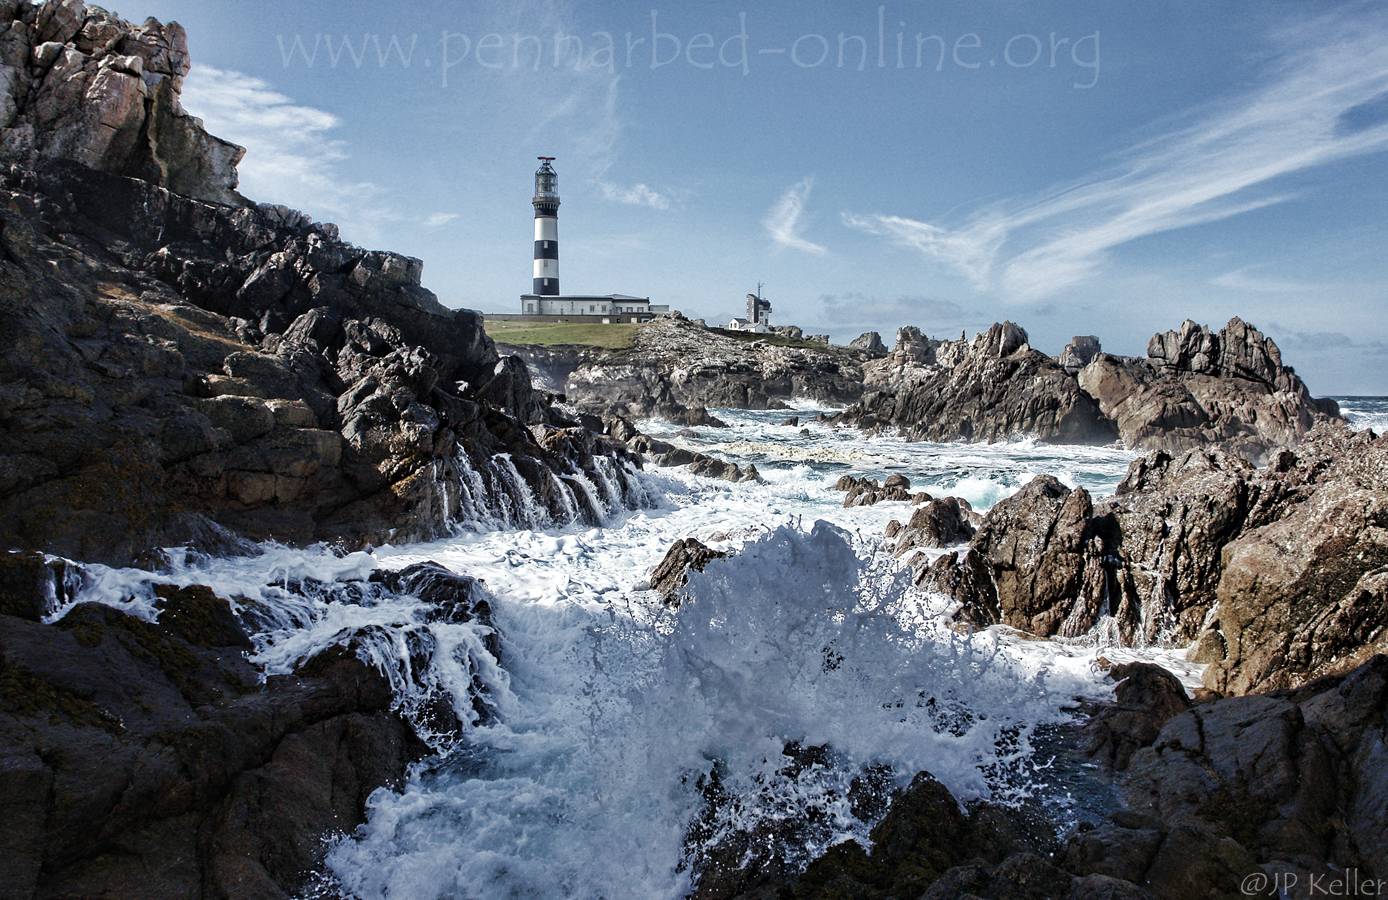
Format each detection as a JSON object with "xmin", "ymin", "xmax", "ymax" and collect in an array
[
  {"xmin": 52, "ymin": 404, "xmax": 1164, "ymax": 898},
  {"xmin": 1338, "ymin": 396, "xmax": 1388, "ymax": 434}
]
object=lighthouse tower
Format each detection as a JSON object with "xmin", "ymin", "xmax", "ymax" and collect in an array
[{"xmin": 532, "ymin": 157, "xmax": 560, "ymax": 296}]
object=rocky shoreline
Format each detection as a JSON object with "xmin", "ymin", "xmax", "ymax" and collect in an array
[
  {"xmin": 833, "ymin": 318, "xmax": 1340, "ymax": 461},
  {"xmin": 0, "ymin": 2, "xmax": 1383, "ymax": 899}
]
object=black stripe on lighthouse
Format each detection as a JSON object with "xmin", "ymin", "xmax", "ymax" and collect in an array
[
  {"xmin": 533, "ymin": 277, "xmax": 559, "ymax": 295},
  {"xmin": 533, "ymin": 240, "xmax": 558, "ymax": 259}
]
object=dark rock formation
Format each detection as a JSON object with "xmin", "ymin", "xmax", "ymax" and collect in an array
[
  {"xmin": 923, "ymin": 426, "xmax": 1388, "ymax": 696},
  {"xmin": 0, "ymin": 2, "xmax": 641, "ymax": 564},
  {"xmin": 843, "ymin": 318, "xmax": 1339, "ymax": 458},
  {"xmin": 649, "ymin": 537, "xmax": 728, "ymax": 606},
  {"xmin": 1079, "ymin": 318, "xmax": 1340, "ymax": 459},
  {"xmin": 701, "ymin": 656, "xmax": 1388, "ymax": 900},
  {"xmin": 608, "ymin": 416, "xmax": 762, "ymax": 483},
  {"xmin": 1080, "ymin": 661, "xmax": 1192, "ymax": 770},
  {"xmin": 1097, "ymin": 655, "xmax": 1388, "ymax": 896},
  {"xmin": 0, "ymin": 596, "xmax": 422, "ymax": 898},
  {"xmin": 892, "ymin": 496, "xmax": 977, "ymax": 554},
  {"xmin": 840, "ymin": 322, "xmax": 1118, "ymax": 444},
  {"xmin": 567, "ymin": 314, "xmax": 866, "ymax": 417},
  {"xmin": 834, "ymin": 474, "xmax": 925, "ymax": 508},
  {"xmin": 963, "ymin": 475, "xmax": 1115, "ymax": 638},
  {"xmin": 847, "ymin": 331, "xmax": 886, "ymax": 356}
]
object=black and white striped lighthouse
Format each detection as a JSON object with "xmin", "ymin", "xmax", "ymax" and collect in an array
[{"xmin": 532, "ymin": 157, "xmax": 560, "ymax": 296}]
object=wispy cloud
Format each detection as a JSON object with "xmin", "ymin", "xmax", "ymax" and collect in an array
[
  {"xmin": 1211, "ymin": 266, "xmax": 1324, "ymax": 294},
  {"xmin": 765, "ymin": 177, "xmax": 827, "ymax": 255},
  {"xmin": 597, "ymin": 181, "xmax": 671, "ymax": 210},
  {"xmin": 181, "ymin": 65, "xmax": 401, "ymax": 245},
  {"xmin": 845, "ymin": 8, "xmax": 1388, "ymax": 301},
  {"xmin": 423, "ymin": 212, "xmax": 460, "ymax": 228}
]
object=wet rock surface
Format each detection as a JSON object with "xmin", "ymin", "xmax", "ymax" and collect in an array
[
  {"xmin": 699, "ymin": 655, "xmax": 1388, "ymax": 900},
  {"xmin": 606, "ymin": 416, "xmax": 762, "ymax": 483},
  {"xmin": 0, "ymin": 594, "xmax": 421, "ymax": 898},
  {"xmin": 925, "ymin": 426, "xmax": 1388, "ymax": 695},
  {"xmin": 649, "ymin": 537, "xmax": 728, "ymax": 606}
]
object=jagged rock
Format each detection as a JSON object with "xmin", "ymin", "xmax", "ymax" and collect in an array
[
  {"xmin": 0, "ymin": 551, "xmax": 79, "ymax": 620},
  {"xmin": 893, "ymin": 497, "xmax": 977, "ymax": 553},
  {"xmin": 0, "ymin": 598, "xmax": 424, "ymax": 898},
  {"xmin": 649, "ymin": 538, "xmax": 728, "ymax": 606},
  {"xmin": 930, "ymin": 427, "xmax": 1388, "ymax": 694},
  {"xmin": 0, "ymin": 17, "xmax": 641, "ymax": 562},
  {"xmin": 848, "ymin": 331, "xmax": 886, "ymax": 356},
  {"xmin": 1202, "ymin": 433, "xmax": 1388, "ymax": 694},
  {"xmin": 964, "ymin": 476, "xmax": 1113, "ymax": 638},
  {"xmin": 780, "ymin": 415, "xmax": 799, "ymax": 427},
  {"xmin": 1080, "ymin": 661, "xmax": 1191, "ymax": 770},
  {"xmin": 841, "ymin": 322, "xmax": 1117, "ymax": 444},
  {"xmin": 1079, "ymin": 318, "xmax": 1340, "ymax": 460},
  {"xmin": 915, "ymin": 548, "xmax": 997, "ymax": 626},
  {"xmin": 838, "ymin": 475, "xmax": 915, "ymax": 507},
  {"xmin": 566, "ymin": 315, "xmax": 866, "ymax": 417},
  {"xmin": 667, "ymin": 405, "xmax": 728, "ymax": 428},
  {"xmin": 1, "ymin": 2, "xmax": 244, "ymax": 205},
  {"xmin": 1110, "ymin": 656, "xmax": 1388, "ymax": 894},
  {"xmin": 1059, "ymin": 335, "xmax": 1101, "ymax": 372}
]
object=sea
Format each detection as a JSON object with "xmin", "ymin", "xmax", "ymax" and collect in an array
[{"xmin": 47, "ymin": 397, "xmax": 1386, "ymax": 898}]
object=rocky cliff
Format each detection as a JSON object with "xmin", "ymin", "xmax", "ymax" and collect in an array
[
  {"xmin": 924, "ymin": 425, "xmax": 1388, "ymax": 695},
  {"xmin": 841, "ymin": 318, "xmax": 1340, "ymax": 459},
  {"xmin": 565, "ymin": 315, "xmax": 866, "ymax": 418},
  {"xmin": 0, "ymin": 1, "xmax": 643, "ymax": 566}
]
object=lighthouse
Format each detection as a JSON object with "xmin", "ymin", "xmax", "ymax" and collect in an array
[
  {"xmin": 514, "ymin": 155, "xmax": 669, "ymax": 320},
  {"xmin": 532, "ymin": 156, "xmax": 560, "ymax": 296}
]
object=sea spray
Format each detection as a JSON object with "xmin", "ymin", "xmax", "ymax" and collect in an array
[{"xmin": 325, "ymin": 522, "xmax": 1091, "ymax": 899}]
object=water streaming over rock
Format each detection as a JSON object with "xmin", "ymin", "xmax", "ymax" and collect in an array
[{"xmin": 49, "ymin": 404, "xmax": 1214, "ymax": 898}]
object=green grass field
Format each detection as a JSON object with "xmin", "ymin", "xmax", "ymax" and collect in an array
[{"xmin": 485, "ymin": 320, "xmax": 640, "ymax": 350}]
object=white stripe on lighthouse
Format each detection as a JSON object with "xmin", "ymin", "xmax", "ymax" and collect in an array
[
  {"xmin": 534, "ymin": 217, "xmax": 558, "ymax": 242},
  {"xmin": 533, "ymin": 258, "xmax": 558, "ymax": 278}
]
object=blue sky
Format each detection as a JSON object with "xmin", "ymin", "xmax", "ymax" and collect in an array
[{"xmin": 131, "ymin": 1, "xmax": 1388, "ymax": 393}]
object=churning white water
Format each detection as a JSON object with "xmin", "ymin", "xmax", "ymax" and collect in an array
[{"xmin": 49, "ymin": 406, "xmax": 1208, "ymax": 899}]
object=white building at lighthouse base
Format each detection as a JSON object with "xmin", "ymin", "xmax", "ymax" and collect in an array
[{"xmin": 517, "ymin": 293, "xmax": 669, "ymax": 323}]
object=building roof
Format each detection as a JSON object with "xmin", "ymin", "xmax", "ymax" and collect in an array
[{"xmin": 520, "ymin": 293, "xmax": 652, "ymax": 302}]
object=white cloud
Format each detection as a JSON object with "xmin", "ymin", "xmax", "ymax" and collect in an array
[
  {"xmin": 180, "ymin": 64, "xmax": 401, "ymax": 244},
  {"xmin": 423, "ymin": 212, "xmax": 460, "ymax": 228},
  {"xmin": 844, "ymin": 8, "xmax": 1388, "ymax": 301},
  {"xmin": 596, "ymin": 181, "xmax": 671, "ymax": 210},
  {"xmin": 841, "ymin": 213, "xmax": 1004, "ymax": 289},
  {"xmin": 764, "ymin": 177, "xmax": 827, "ymax": 255},
  {"xmin": 1211, "ymin": 266, "xmax": 1324, "ymax": 294}
]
